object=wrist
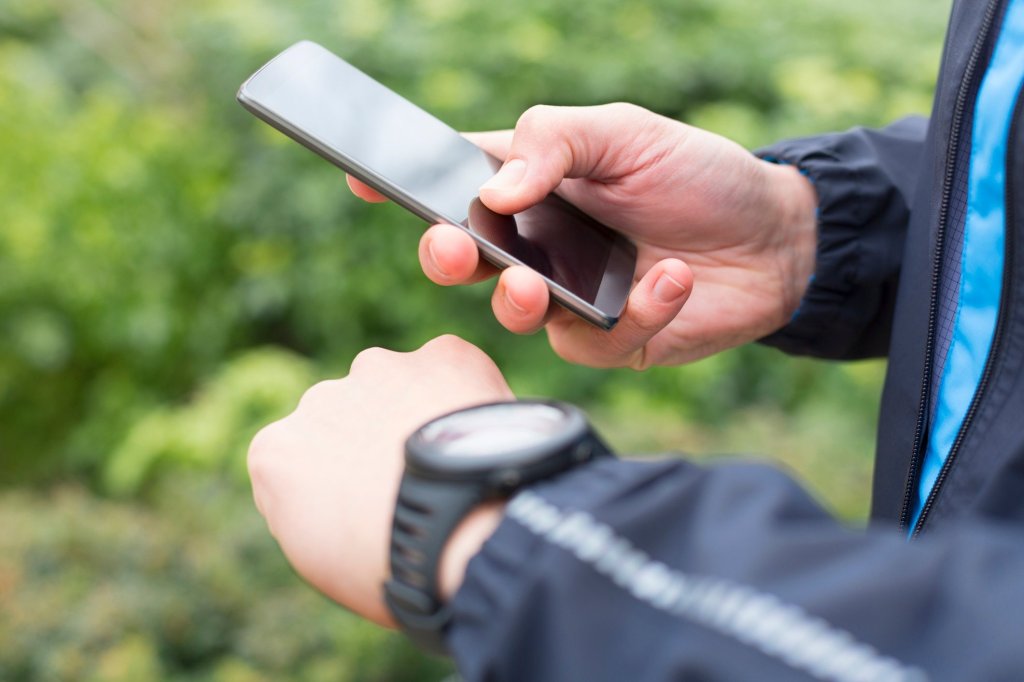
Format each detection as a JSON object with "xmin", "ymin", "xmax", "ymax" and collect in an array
[
  {"xmin": 438, "ymin": 500, "xmax": 506, "ymax": 601},
  {"xmin": 386, "ymin": 401, "xmax": 610, "ymax": 653},
  {"xmin": 761, "ymin": 160, "xmax": 819, "ymax": 323}
]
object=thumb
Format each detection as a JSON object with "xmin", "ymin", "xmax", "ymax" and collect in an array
[{"xmin": 478, "ymin": 103, "xmax": 638, "ymax": 215}]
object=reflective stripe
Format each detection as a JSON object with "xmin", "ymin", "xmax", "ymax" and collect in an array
[
  {"xmin": 911, "ymin": 0, "xmax": 1024, "ymax": 531},
  {"xmin": 508, "ymin": 491, "xmax": 926, "ymax": 682}
]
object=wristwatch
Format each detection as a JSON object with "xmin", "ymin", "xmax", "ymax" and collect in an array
[{"xmin": 383, "ymin": 399, "xmax": 613, "ymax": 655}]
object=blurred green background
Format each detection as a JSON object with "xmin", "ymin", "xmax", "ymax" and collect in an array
[{"xmin": 0, "ymin": 0, "xmax": 948, "ymax": 679}]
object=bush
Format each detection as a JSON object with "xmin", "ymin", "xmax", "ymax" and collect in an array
[
  {"xmin": 0, "ymin": 480, "xmax": 453, "ymax": 681},
  {"xmin": 0, "ymin": 0, "xmax": 946, "ymax": 486},
  {"xmin": 102, "ymin": 347, "xmax": 315, "ymax": 497}
]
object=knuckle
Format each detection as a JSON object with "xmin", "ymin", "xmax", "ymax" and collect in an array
[
  {"xmin": 604, "ymin": 101, "xmax": 642, "ymax": 117},
  {"xmin": 516, "ymin": 104, "xmax": 557, "ymax": 132},
  {"xmin": 421, "ymin": 334, "xmax": 497, "ymax": 371},
  {"xmin": 434, "ymin": 332, "xmax": 465, "ymax": 346},
  {"xmin": 421, "ymin": 333, "xmax": 469, "ymax": 354},
  {"xmin": 298, "ymin": 379, "xmax": 341, "ymax": 408},
  {"xmin": 247, "ymin": 421, "xmax": 288, "ymax": 480},
  {"xmin": 349, "ymin": 346, "xmax": 392, "ymax": 372}
]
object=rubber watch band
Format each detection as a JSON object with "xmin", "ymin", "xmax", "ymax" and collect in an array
[{"xmin": 384, "ymin": 477, "xmax": 484, "ymax": 654}]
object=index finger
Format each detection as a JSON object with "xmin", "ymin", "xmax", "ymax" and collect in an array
[
  {"xmin": 419, "ymin": 223, "xmax": 500, "ymax": 286},
  {"xmin": 345, "ymin": 175, "xmax": 389, "ymax": 203}
]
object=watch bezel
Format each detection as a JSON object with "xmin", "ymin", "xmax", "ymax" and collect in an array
[{"xmin": 404, "ymin": 400, "xmax": 591, "ymax": 481}]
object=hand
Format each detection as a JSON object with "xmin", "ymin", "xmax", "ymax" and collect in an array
[
  {"xmin": 348, "ymin": 103, "xmax": 817, "ymax": 368},
  {"xmin": 247, "ymin": 335, "xmax": 512, "ymax": 626}
]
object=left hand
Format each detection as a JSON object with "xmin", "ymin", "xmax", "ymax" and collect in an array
[{"xmin": 247, "ymin": 335, "xmax": 514, "ymax": 626}]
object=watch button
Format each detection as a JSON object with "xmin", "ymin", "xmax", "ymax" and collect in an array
[{"xmin": 495, "ymin": 469, "xmax": 521, "ymax": 490}]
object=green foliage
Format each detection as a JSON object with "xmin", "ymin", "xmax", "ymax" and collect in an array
[
  {"xmin": 0, "ymin": 479, "xmax": 453, "ymax": 682},
  {"xmin": 0, "ymin": 0, "xmax": 947, "ymax": 486},
  {"xmin": 102, "ymin": 347, "xmax": 315, "ymax": 496},
  {"xmin": 1, "ymin": 0, "xmax": 949, "ymax": 678}
]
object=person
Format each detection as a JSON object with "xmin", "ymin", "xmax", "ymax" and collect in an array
[{"xmin": 247, "ymin": 1, "xmax": 1024, "ymax": 678}]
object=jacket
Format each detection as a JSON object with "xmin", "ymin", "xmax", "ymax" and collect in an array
[{"xmin": 447, "ymin": 1, "xmax": 1024, "ymax": 679}]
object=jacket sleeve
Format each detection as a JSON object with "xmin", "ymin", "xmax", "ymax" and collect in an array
[
  {"xmin": 447, "ymin": 456, "xmax": 1022, "ymax": 681},
  {"xmin": 757, "ymin": 117, "xmax": 929, "ymax": 359}
]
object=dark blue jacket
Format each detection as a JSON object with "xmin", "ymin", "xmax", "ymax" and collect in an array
[{"xmin": 448, "ymin": 1, "xmax": 1024, "ymax": 678}]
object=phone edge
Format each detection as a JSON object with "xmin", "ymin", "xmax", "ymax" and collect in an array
[{"xmin": 237, "ymin": 71, "xmax": 620, "ymax": 330}]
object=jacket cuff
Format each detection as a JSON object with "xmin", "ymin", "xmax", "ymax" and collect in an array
[
  {"xmin": 444, "ymin": 496, "xmax": 539, "ymax": 676},
  {"xmin": 751, "ymin": 117, "xmax": 928, "ymax": 358},
  {"xmin": 446, "ymin": 457, "xmax": 667, "ymax": 677},
  {"xmin": 756, "ymin": 140, "xmax": 867, "ymax": 356}
]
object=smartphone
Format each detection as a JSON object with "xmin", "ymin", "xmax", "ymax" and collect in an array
[{"xmin": 237, "ymin": 41, "xmax": 637, "ymax": 329}]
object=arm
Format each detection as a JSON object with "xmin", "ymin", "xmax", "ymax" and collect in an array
[
  {"xmin": 758, "ymin": 117, "xmax": 929, "ymax": 359},
  {"xmin": 448, "ymin": 456, "xmax": 1019, "ymax": 681},
  {"xmin": 249, "ymin": 335, "xmax": 1021, "ymax": 681}
]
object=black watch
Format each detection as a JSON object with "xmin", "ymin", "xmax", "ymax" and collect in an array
[{"xmin": 383, "ymin": 399, "xmax": 613, "ymax": 655}]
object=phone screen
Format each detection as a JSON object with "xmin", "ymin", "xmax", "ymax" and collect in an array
[{"xmin": 238, "ymin": 41, "xmax": 636, "ymax": 328}]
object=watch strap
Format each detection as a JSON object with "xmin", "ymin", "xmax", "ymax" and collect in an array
[{"xmin": 384, "ymin": 476, "xmax": 485, "ymax": 655}]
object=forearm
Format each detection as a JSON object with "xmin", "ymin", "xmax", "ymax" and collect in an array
[{"xmin": 445, "ymin": 456, "xmax": 1023, "ymax": 680}]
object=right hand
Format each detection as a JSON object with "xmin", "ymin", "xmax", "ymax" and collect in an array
[{"xmin": 348, "ymin": 103, "xmax": 818, "ymax": 368}]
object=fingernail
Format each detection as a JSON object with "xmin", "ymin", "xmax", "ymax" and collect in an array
[
  {"xmin": 480, "ymin": 159, "xmax": 527, "ymax": 193},
  {"xmin": 653, "ymin": 273, "xmax": 687, "ymax": 303},
  {"xmin": 427, "ymin": 240, "xmax": 450, "ymax": 278},
  {"xmin": 504, "ymin": 288, "xmax": 527, "ymax": 314}
]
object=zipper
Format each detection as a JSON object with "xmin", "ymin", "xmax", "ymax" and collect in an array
[
  {"xmin": 899, "ymin": 0, "xmax": 1005, "ymax": 531},
  {"xmin": 912, "ymin": 84, "xmax": 1021, "ymax": 537}
]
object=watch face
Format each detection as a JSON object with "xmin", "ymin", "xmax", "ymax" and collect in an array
[{"xmin": 416, "ymin": 402, "xmax": 570, "ymax": 459}]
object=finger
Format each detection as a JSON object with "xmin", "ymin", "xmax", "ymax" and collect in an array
[
  {"xmin": 549, "ymin": 258, "xmax": 693, "ymax": 368},
  {"xmin": 418, "ymin": 224, "xmax": 499, "ymax": 286},
  {"xmin": 463, "ymin": 130, "xmax": 514, "ymax": 160},
  {"xmin": 490, "ymin": 266, "xmax": 550, "ymax": 334},
  {"xmin": 477, "ymin": 103, "xmax": 646, "ymax": 215},
  {"xmin": 346, "ymin": 175, "xmax": 389, "ymax": 203}
]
